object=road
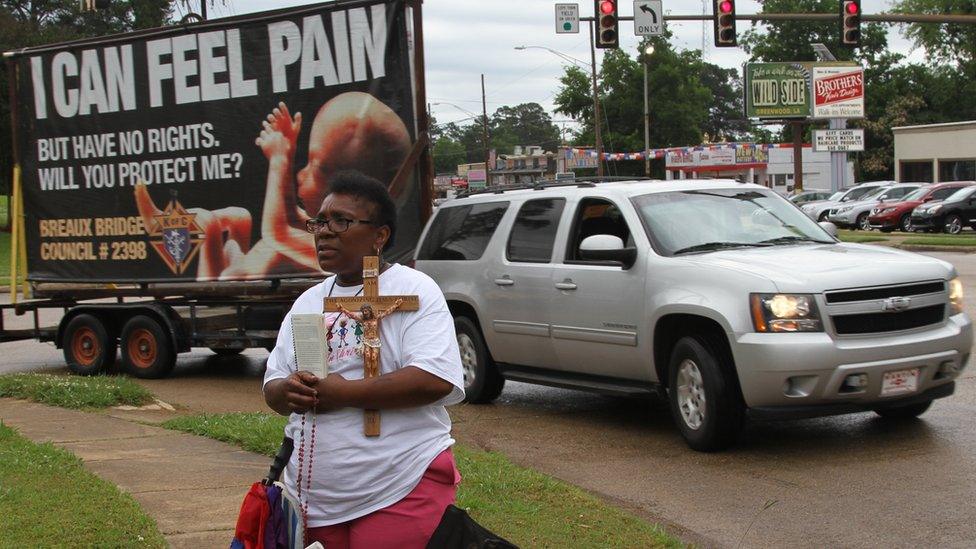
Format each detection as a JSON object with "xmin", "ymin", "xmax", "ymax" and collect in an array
[{"xmin": 2, "ymin": 250, "xmax": 976, "ymax": 548}]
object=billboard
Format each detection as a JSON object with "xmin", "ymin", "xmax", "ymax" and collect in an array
[
  {"xmin": 812, "ymin": 65, "xmax": 864, "ymax": 119},
  {"xmin": 744, "ymin": 63, "xmax": 811, "ymax": 119},
  {"xmin": 13, "ymin": 0, "xmax": 422, "ymax": 283}
]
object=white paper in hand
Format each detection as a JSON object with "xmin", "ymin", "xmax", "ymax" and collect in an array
[{"xmin": 291, "ymin": 314, "xmax": 328, "ymax": 378}]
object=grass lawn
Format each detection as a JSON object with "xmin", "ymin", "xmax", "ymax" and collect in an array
[
  {"xmin": 836, "ymin": 229, "xmax": 976, "ymax": 247},
  {"xmin": 0, "ymin": 195, "xmax": 7, "ymax": 231},
  {"xmin": 0, "ymin": 230, "xmax": 9, "ymax": 280},
  {"xmin": 0, "ymin": 373, "xmax": 154, "ymax": 409},
  {"xmin": 163, "ymin": 413, "xmax": 684, "ymax": 548},
  {"xmin": 0, "ymin": 423, "xmax": 166, "ymax": 547}
]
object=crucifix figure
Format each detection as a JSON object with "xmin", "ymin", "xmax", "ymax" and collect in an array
[{"xmin": 324, "ymin": 255, "xmax": 419, "ymax": 436}]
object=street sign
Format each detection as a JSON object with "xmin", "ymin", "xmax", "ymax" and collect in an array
[
  {"xmin": 811, "ymin": 64, "xmax": 864, "ymax": 119},
  {"xmin": 468, "ymin": 169, "xmax": 487, "ymax": 189},
  {"xmin": 555, "ymin": 3, "xmax": 580, "ymax": 34},
  {"xmin": 744, "ymin": 63, "xmax": 811, "ymax": 119},
  {"xmin": 813, "ymin": 129, "xmax": 865, "ymax": 152},
  {"xmin": 633, "ymin": 0, "xmax": 664, "ymax": 36}
]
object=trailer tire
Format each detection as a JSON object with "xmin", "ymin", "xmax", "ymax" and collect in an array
[
  {"xmin": 63, "ymin": 314, "xmax": 116, "ymax": 376},
  {"xmin": 121, "ymin": 315, "xmax": 176, "ymax": 379}
]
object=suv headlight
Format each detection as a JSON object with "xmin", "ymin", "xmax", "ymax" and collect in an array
[
  {"xmin": 750, "ymin": 294, "xmax": 823, "ymax": 332},
  {"xmin": 929, "ymin": 205, "xmax": 943, "ymax": 214},
  {"xmin": 949, "ymin": 277, "xmax": 964, "ymax": 315}
]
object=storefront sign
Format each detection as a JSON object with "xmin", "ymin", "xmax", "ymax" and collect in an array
[
  {"xmin": 813, "ymin": 129, "xmax": 865, "ymax": 152},
  {"xmin": 812, "ymin": 65, "xmax": 864, "ymax": 119},
  {"xmin": 744, "ymin": 63, "xmax": 811, "ymax": 119}
]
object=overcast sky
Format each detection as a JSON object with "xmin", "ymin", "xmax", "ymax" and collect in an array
[{"xmin": 181, "ymin": 0, "xmax": 920, "ymax": 129}]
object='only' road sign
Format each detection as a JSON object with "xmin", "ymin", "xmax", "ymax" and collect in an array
[{"xmin": 634, "ymin": 0, "xmax": 664, "ymax": 36}]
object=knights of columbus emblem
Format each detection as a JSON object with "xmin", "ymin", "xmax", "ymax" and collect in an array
[{"xmin": 147, "ymin": 199, "xmax": 204, "ymax": 275}]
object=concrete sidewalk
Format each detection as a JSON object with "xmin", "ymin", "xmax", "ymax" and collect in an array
[{"xmin": 0, "ymin": 398, "xmax": 269, "ymax": 548}]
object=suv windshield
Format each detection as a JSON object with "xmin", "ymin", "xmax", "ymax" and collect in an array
[
  {"xmin": 842, "ymin": 186, "xmax": 884, "ymax": 202},
  {"xmin": 901, "ymin": 187, "xmax": 929, "ymax": 202},
  {"xmin": 945, "ymin": 186, "xmax": 976, "ymax": 203},
  {"xmin": 633, "ymin": 188, "xmax": 835, "ymax": 256}
]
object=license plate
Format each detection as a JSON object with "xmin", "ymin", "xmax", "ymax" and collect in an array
[{"xmin": 881, "ymin": 368, "xmax": 920, "ymax": 396}]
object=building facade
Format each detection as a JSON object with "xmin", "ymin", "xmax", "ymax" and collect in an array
[{"xmin": 893, "ymin": 121, "xmax": 976, "ymax": 183}]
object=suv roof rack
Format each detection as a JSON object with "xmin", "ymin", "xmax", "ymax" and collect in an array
[{"xmin": 455, "ymin": 176, "xmax": 646, "ymax": 199}]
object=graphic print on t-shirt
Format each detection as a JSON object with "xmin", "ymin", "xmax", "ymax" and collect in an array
[{"xmin": 326, "ymin": 313, "xmax": 363, "ymax": 365}]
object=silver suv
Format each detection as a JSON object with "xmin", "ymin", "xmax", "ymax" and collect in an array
[{"xmin": 414, "ymin": 179, "xmax": 972, "ymax": 451}]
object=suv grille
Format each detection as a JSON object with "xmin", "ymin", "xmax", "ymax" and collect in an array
[
  {"xmin": 832, "ymin": 304, "xmax": 946, "ymax": 335},
  {"xmin": 825, "ymin": 281, "xmax": 945, "ymax": 303},
  {"xmin": 825, "ymin": 281, "xmax": 947, "ymax": 335}
]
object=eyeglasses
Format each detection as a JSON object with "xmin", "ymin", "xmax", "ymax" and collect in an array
[{"xmin": 305, "ymin": 216, "xmax": 376, "ymax": 234}]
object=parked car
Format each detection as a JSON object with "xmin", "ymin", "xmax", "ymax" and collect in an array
[
  {"xmin": 827, "ymin": 184, "xmax": 923, "ymax": 230},
  {"xmin": 869, "ymin": 182, "xmax": 975, "ymax": 232},
  {"xmin": 790, "ymin": 190, "xmax": 834, "ymax": 205},
  {"xmin": 911, "ymin": 183, "xmax": 976, "ymax": 234},
  {"xmin": 801, "ymin": 181, "xmax": 894, "ymax": 222},
  {"xmin": 415, "ymin": 178, "xmax": 972, "ymax": 451}
]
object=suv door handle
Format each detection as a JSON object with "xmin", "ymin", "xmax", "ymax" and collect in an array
[
  {"xmin": 494, "ymin": 277, "xmax": 515, "ymax": 286},
  {"xmin": 554, "ymin": 281, "xmax": 578, "ymax": 291}
]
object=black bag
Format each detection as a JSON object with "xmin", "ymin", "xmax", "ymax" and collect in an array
[{"xmin": 426, "ymin": 505, "xmax": 518, "ymax": 549}]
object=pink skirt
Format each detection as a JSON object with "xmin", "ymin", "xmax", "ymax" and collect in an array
[{"xmin": 305, "ymin": 448, "xmax": 461, "ymax": 549}]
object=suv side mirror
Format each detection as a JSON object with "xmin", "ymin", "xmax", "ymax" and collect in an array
[
  {"xmin": 579, "ymin": 235, "xmax": 637, "ymax": 269},
  {"xmin": 818, "ymin": 221, "xmax": 838, "ymax": 238},
  {"xmin": 923, "ymin": 196, "xmax": 934, "ymax": 202}
]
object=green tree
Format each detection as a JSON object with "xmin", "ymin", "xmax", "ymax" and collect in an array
[
  {"xmin": 553, "ymin": 37, "xmax": 717, "ymax": 175},
  {"xmin": 893, "ymin": 0, "xmax": 976, "ymax": 66},
  {"xmin": 490, "ymin": 103, "xmax": 560, "ymax": 152},
  {"xmin": 0, "ymin": 1, "xmax": 172, "ymax": 196}
]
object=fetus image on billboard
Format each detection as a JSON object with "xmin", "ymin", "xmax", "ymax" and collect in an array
[{"xmin": 135, "ymin": 92, "xmax": 411, "ymax": 280}]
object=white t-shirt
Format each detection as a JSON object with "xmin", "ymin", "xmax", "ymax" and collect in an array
[{"xmin": 263, "ymin": 264, "xmax": 465, "ymax": 527}]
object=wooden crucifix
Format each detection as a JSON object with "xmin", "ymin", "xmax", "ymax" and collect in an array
[{"xmin": 324, "ymin": 256, "xmax": 419, "ymax": 437}]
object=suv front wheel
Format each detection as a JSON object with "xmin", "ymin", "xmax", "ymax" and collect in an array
[
  {"xmin": 667, "ymin": 336, "xmax": 744, "ymax": 452},
  {"xmin": 455, "ymin": 316, "xmax": 505, "ymax": 403}
]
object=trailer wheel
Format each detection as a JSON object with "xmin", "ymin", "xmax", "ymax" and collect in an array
[
  {"xmin": 63, "ymin": 314, "xmax": 116, "ymax": 376},
  {"xmin": 121, "ymin": 315, "xmax": 176, "ymax": 379}
]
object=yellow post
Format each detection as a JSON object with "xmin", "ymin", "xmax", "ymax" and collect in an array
[
  {"xmin": 9, "ymin": 164, "xmax": 21, "ymax": 302},
  {"xmin": 16, "ymin": 175, "xmax": 27, "ymax": 297}
]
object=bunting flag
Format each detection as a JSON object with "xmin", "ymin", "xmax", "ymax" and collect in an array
[{"xmin": 563, "ymin": 141, "xmax": 809, "ymax": 161}]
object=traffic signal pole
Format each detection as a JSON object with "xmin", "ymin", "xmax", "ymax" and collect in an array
[{"xmin": 589, "ymin": 20, "xmax": 604, "ymax": 178}]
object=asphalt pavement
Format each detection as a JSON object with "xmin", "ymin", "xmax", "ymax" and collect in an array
[{"xmin": 2, "ymin": 249, "xmax": 976, "ymax": 547}]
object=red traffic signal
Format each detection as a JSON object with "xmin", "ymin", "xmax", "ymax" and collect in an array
[
  {"xmin": 595, "ymin": 0, "xmax": 619, "ymax": 49},
  {"xmin": 713, "ymin": 0, "xmax": 737, "ymax": 47},
  {"xmin": 840, "ymin": 0, "xmax": 861, "ymax": 46}
]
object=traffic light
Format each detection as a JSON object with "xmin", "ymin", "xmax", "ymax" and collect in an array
[
  {"xmin": 713, "ymin": 0, "xmax": 737, "ymax": 47},
  {"xmin": 840, "ymin": 0, "xmax": 861, "ymax": 47},
  {"xmin": 594, "ymin": 0, "xmax": 619, "ymax": 49}
]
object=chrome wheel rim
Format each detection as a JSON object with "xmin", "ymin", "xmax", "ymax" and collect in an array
[
  {"xmin": 901, "ymin": 216, "xmax": 912, "ymax": 232},
  {"xmin": 457, "ymin": 333, "xmax": 478, "ymax": 390},
  {"xmin": 859, "ymin": 214, "xmax": 871, "ymax": 231},
  {"xmin": 676, "ymin": 359, "xmax": 706, "ymax": 430},
  {"xmin": 946, "ymin": 217, "xmax": 962, "ymax": 234}
]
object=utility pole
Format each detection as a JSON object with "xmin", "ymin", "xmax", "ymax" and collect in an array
[
  {"xmin": 481, "ymin": 74, "xmax": 491, "ymax": 186},
  {"xmin": 589, "ymin": 20, "xmax": 604, "ymax": 178},
  {"xmin": 792, "ymin": 121, "xmax": 804, "ymax": 193},
  {"xmin": 201, "ymin": 0, "xmax": 207, "ymax": 20}
]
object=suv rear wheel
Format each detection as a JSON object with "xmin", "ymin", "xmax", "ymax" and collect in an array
[
  {"xmin": 455, "ymin": 316, "xmax": 504, "ymax": 403},
  {"xmin": 667, "ymin": 336, "xmax": 744, "ymax": 452}
]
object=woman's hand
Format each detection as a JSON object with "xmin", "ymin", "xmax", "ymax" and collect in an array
[{"xmin": 264, "ymin": 372, "xmax": 319, "ymax": 415}]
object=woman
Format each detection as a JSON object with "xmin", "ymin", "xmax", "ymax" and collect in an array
[{"xmin": 263, "ymin": 171, "xmax": 465, "ymax": 548}]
